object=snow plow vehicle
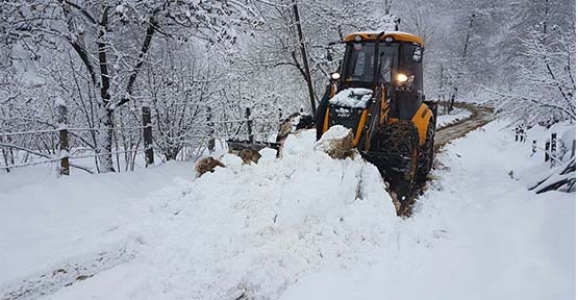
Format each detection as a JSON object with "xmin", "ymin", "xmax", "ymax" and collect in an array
[{"xmin": 228, "ymin": 30, "xmax": 437, "ymax": 210}]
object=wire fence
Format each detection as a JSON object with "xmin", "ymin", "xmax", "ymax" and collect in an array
[
  {"xmin": 522, "ymin": 130, "xmax": 576, "ymax": 168},
  {"xmin": 0, "ymin": 105, "xmax": 281, "ymax": 175}
]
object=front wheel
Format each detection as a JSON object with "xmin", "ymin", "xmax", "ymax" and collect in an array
[
  {"xmin": 417, "ymin": 119, "xmax": 435, "ymax": 183},
  {"xmin": 373, "ymin": 120, "xmax": 420, "ymax": 202}
]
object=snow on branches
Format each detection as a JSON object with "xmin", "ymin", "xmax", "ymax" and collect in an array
[
  {"xmin": 0, "ymin": 0, "xmax": 261, "ymax": 172},
  {"xmin": 489, "ymin": 26, "xmax": 575, "ymax": 124}
]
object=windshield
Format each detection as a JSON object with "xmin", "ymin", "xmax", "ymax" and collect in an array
[{"xmin": 344, "ymin": 43, "xmax": 398, "ymax": 83}]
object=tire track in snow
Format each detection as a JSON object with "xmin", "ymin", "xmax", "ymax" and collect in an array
[
  {"xmin": 399, "ymin": 103, "xmax": 493, "ymax": 216},
  {"xmin": 0, "ymin": 248, "xmax": 135, "ymax": 300}
]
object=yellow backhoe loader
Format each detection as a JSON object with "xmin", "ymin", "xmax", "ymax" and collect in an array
[{"xmin": 228, "ymin": 30, "xmax": 437, "ymax": 207}]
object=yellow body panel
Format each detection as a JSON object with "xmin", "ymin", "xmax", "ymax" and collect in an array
[
  {"xmin": 321, "ymin": 88, "xmax": 431, "ymax": 149},
  {"xmin": 344, "ymin": 31, "xmax": 424, "ymax": 46},
  {"xmin": 379, "ymin": 88, "xmax": 389, "ymax": 125},
  {"xmin": 411, "ymin": 103, "xmax": 433, "ymax": 145},
  {"xmin": 353, "ymin": 110, "xmax": 368, "ymax": 147},
  {"xmin": 386, "ymin": 104, "xmax": 432, "ymax": 146},
  {"xmin": 322, "ymin": 107, "xmax": 369, "ymax": 149},
  {"xmin": 323, "ymin": 108, "xmax": 330, "ymax": 132}
]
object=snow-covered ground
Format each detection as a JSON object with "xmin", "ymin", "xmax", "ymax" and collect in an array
[
  {"xmin": 0, "ymin": 120, "xmax": 574, "ymax": 300},
  {"xmin": 0, "ymin": 161, "xmax": 195, "ymax": 298},
  {"xmin": 281, "ymin": 122, "xmax": 575, "ymax": 299}
]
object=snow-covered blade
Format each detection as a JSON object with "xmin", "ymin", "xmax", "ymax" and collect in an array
[{"xmin": 328, "ymin": 88, "xmax": 373, "ymax": 108}]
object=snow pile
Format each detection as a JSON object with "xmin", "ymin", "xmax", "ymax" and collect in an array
[
  {"xmin": 328, "ymin": 88, "xmax": 373, "ymax": 108},
  {"xmin": 317, "ymin": 124, "xmax": 351, "ymax": 141},
  {"xmin": 315, "ymin": 125, "xmax": 354, "ymax": 159},
  {"xmin": 42, "ymin": 129, "xmax": 396, "ymax": 300}
]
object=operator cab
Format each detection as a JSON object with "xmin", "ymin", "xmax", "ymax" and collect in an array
[{"xmin": 336, "ymin": 31, "xmax": 424, "ymax": 120}]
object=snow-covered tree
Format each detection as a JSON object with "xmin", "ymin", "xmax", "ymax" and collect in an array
[
  {"xmin": 489, "ymin": 0, "xmax": 575, "ymax": 124},
  {"xmin": 0, "ymin": 0, "xmax": 261, "ymax": 172},
  {"xmin": 492, "ymin": 28, "xmax": 575, "ymax": 123}
]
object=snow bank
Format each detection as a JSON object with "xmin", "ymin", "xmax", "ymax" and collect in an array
[
  {"xmin": 328, "ymin": 88, "xmax": 373, "ymax": 108},
  {"xmin": 25, "ymin": 129, "xmax": 396, "ymax": 300},
  {"xmin": 317, "ymin": 124, "xmax": 350, "ymax": 141},
  {"xmin": 315, "ymin": 125, "xmax": 355, "ymax": 159},
  {"xmin": 0, "ymin": 161, "xmax": 195, "ymax": 292},
  {"xmin": 116, "ymin": 130, "xmax": 396, "ymax": 299}
]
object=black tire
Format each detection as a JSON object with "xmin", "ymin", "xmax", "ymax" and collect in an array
[{"xmin": 417, "ymin": 119, "xmax": 435, "ymax": 183}]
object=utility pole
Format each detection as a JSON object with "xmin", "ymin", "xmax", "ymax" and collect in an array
[{"xmin": 292, "ymin": 0, "xmax": 316, "ymax": 114}]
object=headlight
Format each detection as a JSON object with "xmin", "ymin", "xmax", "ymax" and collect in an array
[
  {"xmin": 396, "ymin": 73, "xmax": 408, "ymax": 83},
  {"xmin": 331, "ymin": 72, "xmax": 341, "ymax": 80}
]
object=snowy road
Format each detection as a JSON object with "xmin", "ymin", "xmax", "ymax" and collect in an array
[{"xmin": 435, "ymin": 103, "xmax": 493, "ymax": 150}]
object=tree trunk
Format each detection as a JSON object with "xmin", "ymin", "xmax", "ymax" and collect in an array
[
  {"xmin": 292, "ymin": 0, "xmax": 316, "ymax": 114},
  {"xmin": 384, "ymin": 0, "xmax": 391, "ymax": 15},
  {"xmin": 462, "ymin": 12, "xmax": 476, "ymax": 58},
  {"xmin": 142, "ymin": 106, "xmax": 154, "ymax": 167},
  {"xmin": 94, "ymin": 7, "xmax": 115, "ymax": 173}
]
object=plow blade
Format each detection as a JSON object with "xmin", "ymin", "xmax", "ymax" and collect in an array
[
  {"xmin": 360, "ymin": 150, "xmax": 416, "ymax": 203},
  {"xmin": 360, "ymin": 150, "xmax": 413, "ymax": 174}
]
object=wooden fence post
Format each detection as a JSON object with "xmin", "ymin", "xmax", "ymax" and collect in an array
[
  {"xmin": 545, "ymin": 140, "xmax": 550, "ymax": 162},
  {"xmin": 550, "ymin": 133, "xmax": 557, "ymax": 168},
  {"xmin": 142, "ymin": 106, "xmax": 154, "ymax": 167},
  {"xmin": 56, "ymin": 101, "xmax": 69, "ymax": 176},
  {"xmin": 207, "ymin": 106, "xmax": 215, "ymax": 153},
  {"xmin": 246, "ymin": 107, "xmax": 253, "ymax": 143}
]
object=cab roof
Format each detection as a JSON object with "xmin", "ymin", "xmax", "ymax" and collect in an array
[{"xmin": 344, "ymin": 31, "xmax": 424, "ymax": 46}]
